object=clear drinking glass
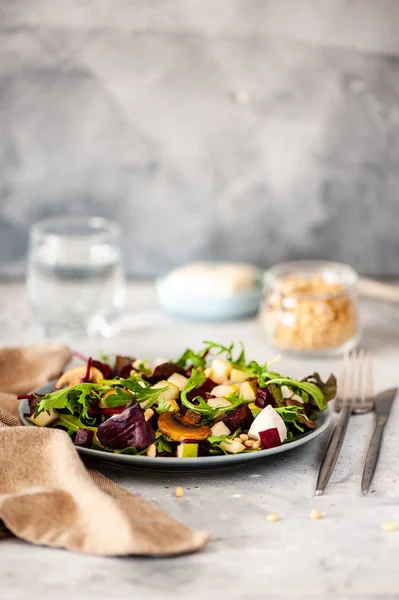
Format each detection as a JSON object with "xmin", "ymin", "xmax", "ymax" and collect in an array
[{"xmin": 26, "ymin": 216, "xmax": 126, "ymax": 338}]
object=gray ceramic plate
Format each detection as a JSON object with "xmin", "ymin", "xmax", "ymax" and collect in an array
[{"xmin": 19, "ymin": 382, "xmax": 332, "ymax": 471}]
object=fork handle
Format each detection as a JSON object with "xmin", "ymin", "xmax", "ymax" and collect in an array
[
  {"xmin": 357, "ymin": 278, "xmax": 399, "ymax": 305},
  {"xmin": 361, "ymin": 418, "xmax": 385, "ymax": 494},
  {"xmin": 315, "ymin": 407, "xmax": 352, "ymax": 495}
]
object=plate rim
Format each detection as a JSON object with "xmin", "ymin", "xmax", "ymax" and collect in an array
[{"xmin": 18, "ymin": 381, "xmax": 333, "ymax": 469}]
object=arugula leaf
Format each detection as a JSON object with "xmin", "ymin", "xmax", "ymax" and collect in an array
[
  {"xmin": 156, "ymin": 399, "xmax": 175, "ymax": 414},
  {"xmin": 202, "ymin": 340, "xmax": 247, "ymax": 368},
  {"xmin": 250, "ymin": 405, "xmax": 262, "ymax": 419},
  {"xmin": 265, "ymin": 378, "xmax": 326, "ymax": 410},
  {"xmin": 207, "ymin": 428, "xmax": 241, "ymax": 454},
  {"xmin": 34, "ymin": 383, "xmax": 109, "ymax": 420},
  {"xmin": 207, "ymin": 432, "xmax": 239, "ymax": 446},
  {"xmin": 181, "ymin": 370, "xmax": 255, "ymax": 421},
  {"xmin": 284, "ymin": 430, "xmax": 295, "ymax": 443},
  {"xmin": 175, "ymin": 348, "xmax": 207, "ymax": 369},
  {"xmin": 176, "ymin": 340, "xmax": 245, "ymax": 370},
  {"xmin": 180, "ymin": 370, "xmax": 209, "ymax": 413},
  {"xmin": 202, "ymin": 340, "xmax": 234, "ymax": 358},
  {"xmin": 135, "ymin": 360, "xmax": 152, "ymax": 376},
  {"xmin": 245, "ymin": 360, "xmax": 280, "ymax": 386},
  {"xmin": 234, "ymin": 341, "xmax": 247, "ymax": 368},
  {"xmin": 275, "ymin": 405, "xmax": 308, "ymax": 432},
  {"xmin": 155, "ymin": 432, "xmax": 175, "ymax": 454}
]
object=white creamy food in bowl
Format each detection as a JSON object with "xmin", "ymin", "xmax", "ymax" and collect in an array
[{"xmin": 156, "ymin": 261, "xmax": 263, "ymax": 320}]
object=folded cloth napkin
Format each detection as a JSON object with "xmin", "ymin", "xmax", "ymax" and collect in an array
[{"xmin": 0, "ymin": 345, "xmax": 209, "ymax": 555}]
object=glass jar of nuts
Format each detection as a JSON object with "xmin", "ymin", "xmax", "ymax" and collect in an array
[{"xmin": 259, "ymin": 261, "xmax": 360, "ymax": 356}]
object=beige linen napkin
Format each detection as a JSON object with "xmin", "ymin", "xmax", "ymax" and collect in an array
[{"xmin": 0, "ymin": 345, "xmax": 209, "ymax": 555}]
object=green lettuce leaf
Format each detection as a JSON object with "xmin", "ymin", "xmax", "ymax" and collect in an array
[
  {"xmin": 34, "ymin": 383, "xmax": 109, "ymax": 420},
  {"xmin": 52, "ymin": 413, "xmax": 98, "ymax": 435},
  {"xmin": 100, "ymin": 378, "xmax": 168, "ymax": 408},
  {"xmin": 175, "ymin": 348, "xmax": 207, "ymax": 369},
  {"xmin": 99, "ymin": 386, "xmax": 133, "ymax": 407}
]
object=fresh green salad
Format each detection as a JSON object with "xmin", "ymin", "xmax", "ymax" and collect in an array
[{"xmin": 19, "ymin": 341, "xmax": 336, "ymax": 458}]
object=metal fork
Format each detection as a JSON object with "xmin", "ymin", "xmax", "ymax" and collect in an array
[
  {"xmin": 333, "ymin": 350, "xmax": 374, "ymax": 415},
  {"xmin": 315, "ymin": 350, "xmax": 374, "ymax": 495}
]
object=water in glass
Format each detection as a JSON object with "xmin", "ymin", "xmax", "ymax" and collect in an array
[{"xmin": 27, "ymin": 217, "xmax": 126, "ymax": 337}]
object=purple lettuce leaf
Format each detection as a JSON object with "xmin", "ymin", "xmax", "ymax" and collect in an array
[{"xmin": 97, "ymin": 404, "xmax": 155, "ymax": 451}]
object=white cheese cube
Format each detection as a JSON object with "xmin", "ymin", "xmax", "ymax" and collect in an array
[{"xmin": 248, "ymin": 405, "xmax": 287, "ymax": 442}]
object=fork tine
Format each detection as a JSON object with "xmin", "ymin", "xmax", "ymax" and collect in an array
[
  {"xmin": 356, "ymin": 349, "xmax": 365, "ymax": 408},
  {"xmin": 365, "ymin": 351, "xmax": 373, "ymax": 404},
  {"xmin": 347, "ymin": 351, "xmax": 357, "ymax": 408},
  {"xmin": 335, "ymin": 353, "xmax": 348, "ymax": 408}
]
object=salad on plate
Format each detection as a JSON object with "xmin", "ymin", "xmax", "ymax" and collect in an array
[{"xmin": 19, "ymin": 341, "xmax": 336, "ymax": 458}]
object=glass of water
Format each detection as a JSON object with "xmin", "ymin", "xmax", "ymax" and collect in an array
[{"xmin": 27, "ymin": 216, "xmax": 126, "ymax": 338}]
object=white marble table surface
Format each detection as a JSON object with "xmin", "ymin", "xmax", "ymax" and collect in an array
[{"xmin": 1, "ymin": 281, "xmax": 399, "ymax": 600}]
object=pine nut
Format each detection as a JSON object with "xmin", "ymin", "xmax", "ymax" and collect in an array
[
  {"xmin": 146, "ymin": 443, "xmax": 156, "ymax": 457},
  {"xmin": 266, "ymin": 513, "xmax": 279, "ymax": 523},
  {"xmin": 144, "ymin": 408, "xmax": 154, "ymax": 421},
  {"xmin": 239, "ymin": 433, "xmax": 249, "ymax": 442},
  {"xmin": 381, "ymin": 521, "xmax": 397, "ymax": 532},
  {"xmin": 175, "ymin": 487, "xmax": 184, "ymax": 498},
  {"xmin": 245, "ymin": 439, "xmax": 254, "ymax": 448},
  {"xmin": 252, "ymin": 440, "xmax": 261, "ymax": 450},
  {"xmin": 233, "ymin": 437, "xmax": 242, "ymax": 444},
  {"xmin": 309, "ymin": 509, "xmax": 322, "ymax": 520}
]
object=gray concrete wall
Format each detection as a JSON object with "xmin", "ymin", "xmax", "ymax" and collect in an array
[{"xmin": 1, "ymin": 0, "xmax": 399, "ymax": 276}]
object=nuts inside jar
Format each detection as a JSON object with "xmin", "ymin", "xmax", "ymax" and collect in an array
[{"xmin": 260, "ymin": 274, "xmax": 359, "ymax": 352}]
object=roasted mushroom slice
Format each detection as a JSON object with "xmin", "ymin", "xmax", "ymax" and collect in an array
[
  {"xmin": 158, "ymin": 412, "xmax": 211, "ymax": 442},
  {"xmin": 181, "ymin": 409, "xmax": 202, "ymax": 426},
  {"xmin": 55, "ymin": 365, "xmax": 104, "ymax": 389}
]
